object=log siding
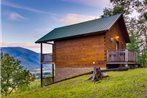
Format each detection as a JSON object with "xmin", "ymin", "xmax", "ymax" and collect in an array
[{"xmin": 53, "ymin": 34, "xmax": 106, "ymax": 68}]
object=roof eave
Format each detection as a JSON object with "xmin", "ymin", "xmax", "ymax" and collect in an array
[{"xmin": 35, "ymin": 30, "xmax": 108, "ymax": 43}]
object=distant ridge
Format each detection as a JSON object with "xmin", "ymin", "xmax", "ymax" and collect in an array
[{"xmin": 1, "ymin": 47, "xmax": 52, "ymax": 71}]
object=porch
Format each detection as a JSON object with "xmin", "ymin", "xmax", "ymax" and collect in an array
[{"xmin": 107, "ymin": 49, "xmax": 138, "ymax": 65}]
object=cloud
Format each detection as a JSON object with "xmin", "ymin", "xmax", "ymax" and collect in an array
[
  {"xmin": 1, "ymin": 41, "xmax": 39, "ymax": 51},
  {"xmin": 1, "ymin": 41, "xmax": 40, "ymax": 52},
  {"xmin": 1, "ymin": 41, "xmax": 52, "ymax": 53},
  {"xmin": 60, "ymin": 13, "xmax": 98, "ymax": 25},
  {"xmin": 63, "ymin": 0, "xmax": 110, "ymax": 8},
  {"xmin": 1, "ymin": 1, "xmax": 57, "ymax": 16},
  {"xmin": 8, "ymin": 12, "xmax": 26, "ymax": 21}
]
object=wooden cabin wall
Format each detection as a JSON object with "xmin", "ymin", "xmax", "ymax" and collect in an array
[
  {"xmin": 53, "ymin": 34, "xmax": 106, "ymax": 82},
  {"xmin": 105, "ymin": 21, "xmax": 126, "ymax": 60},
  {"xmin": 53, "ymin": 34, "xmax": 105, "ymax": 68}
]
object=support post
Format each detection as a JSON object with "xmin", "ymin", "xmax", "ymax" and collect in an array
[
  {"xmin": 125, "ymin": 49, "xmax": 128, "ymax": 62},
  {"xmin": 40, "ymin": 43, "xmax": 43, "ymax": 87},
  {"xmin": 52, "ymin": 43, "xmax": 55, "ymax": 83},
  {"xmin": 52, "ymin": 63, "xmax": 54, "ymax": 83}
]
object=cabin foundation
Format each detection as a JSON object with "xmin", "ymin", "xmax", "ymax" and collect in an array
[{"xmin": 54, "ymin": 67, "xmax": 93, "ymax": 82}]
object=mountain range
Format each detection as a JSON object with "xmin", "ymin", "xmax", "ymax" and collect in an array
[{"xmin": 1, "ymin": 47, "xmax": 52, "ymax": 72}]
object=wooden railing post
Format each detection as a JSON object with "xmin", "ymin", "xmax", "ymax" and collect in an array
[{"xmin": 125, "ymin": 49, "xmax": 128, "ymax": 62}]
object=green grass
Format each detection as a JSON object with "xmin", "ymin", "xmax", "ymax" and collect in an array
[
  {"xmin": 4, "ymin": 68, "xmax": 147, "ymax": 98},
  {"xmin": 16, "ymin": 80, "xmax": 40, "ymax": 93}
]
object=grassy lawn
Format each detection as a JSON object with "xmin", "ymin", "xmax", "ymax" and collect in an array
[{"xmin": 4, "ymin": 68, "xmax": 147, "ymax": 98}]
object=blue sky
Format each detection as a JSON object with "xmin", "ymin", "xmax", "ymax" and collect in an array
[{"xmin": 1, "ymin": 0, "xmax": 110, "ymax": 53}]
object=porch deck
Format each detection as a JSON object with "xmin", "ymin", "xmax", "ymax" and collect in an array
[{"xmin": 107, "ymin": 49, "xmax": 137, "ymax": 65}]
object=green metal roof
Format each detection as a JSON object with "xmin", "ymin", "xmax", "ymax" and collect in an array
[{"xmin": 36, "ymin": 13, "xmax": 123, "ymax": 43}]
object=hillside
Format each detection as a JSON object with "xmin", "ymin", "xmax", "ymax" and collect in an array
[
  {"xmin": 5, "ymin": 68, "xmax": 147, "ymax": 98},
  {"xmin": 1, "ymin": 47, "xmax": 52, "ymax": 71}
]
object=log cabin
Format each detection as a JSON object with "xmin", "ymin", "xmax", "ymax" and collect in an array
[{"xmin": 35, "ymin": 13, "xmax": 137, "ymax": 84}]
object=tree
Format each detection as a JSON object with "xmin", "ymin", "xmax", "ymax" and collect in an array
[
  {"xmin": 137, "ymin": 0, "xmax": 147, "ymax": 66},
  {"xmin": 1, "ymin": 53, "xmax": 34, "ymax": 96},
  {"xmin": 102, "ymin": 0, "xmax": 141, "ymax": 17}
]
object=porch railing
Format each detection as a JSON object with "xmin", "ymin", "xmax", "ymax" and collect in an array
[
  {"xmin": 41, "ymin": 53, "xmax": 52, "ymax": 64},
  {"xmin": 107, "ymin": 49, "xmax": 137, "ymax": 62}
]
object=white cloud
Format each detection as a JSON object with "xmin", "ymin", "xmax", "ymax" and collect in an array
[
  {"xmin": 63, "ymin": 0, "xmax": 110, "ymax": 8},
  {"xmin": 8, "ymin": 12, "xmax": 26, "ymax": 21},
  {"xmin": 1, "ymin": 1, "xmax": 57, "ymax": 16},
  {"xmin": 60, "ymin": 13, "xmax": 98, "ymax": 25}
]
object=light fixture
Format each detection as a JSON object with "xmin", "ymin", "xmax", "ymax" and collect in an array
[
  {"xmin": 92, "ymin": 62, "xmax": 95, "ymax": 65},
  {"xmin": 110, "ymin": 38, "xmax": 114, "ymax": 42},
  {"xmin": 114, "ymin": 36, "xmax": 119, "ymax": 41}
]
